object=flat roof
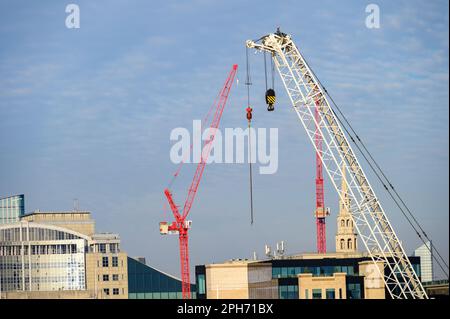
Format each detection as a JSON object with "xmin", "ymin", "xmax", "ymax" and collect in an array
[
  {"xmin": 24, "ymin": 210, "xmax": 91, "ymax": 215},
  {"xmin": 0, "ymin": 194, "xmax": 24, "ymax": 200}
]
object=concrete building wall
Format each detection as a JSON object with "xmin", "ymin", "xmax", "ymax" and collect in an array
[
  {"xmin": 22, "ymin": 211, "xmax": 95, "ymax": 236},
  {"xmin": 206, "ymin": 262, "xmax": 249, "ymax": 299},
  {"xmin": 358, "ymin": 260, "xmax": 385, "ymax": 299},
  {"xmin": 1, "ymin": 290, "xmax": 95, "ymax": 299},
  {"xmin": 85, "ymin": 252, "xmax": 128, "ymax": 299},
  {"xmin": 248, "ymin": 264, "xmax": 277, "ymax": 299},
  {"xmin": 298, "ymin": 273, "xmax": 347, "ymax": 299}
]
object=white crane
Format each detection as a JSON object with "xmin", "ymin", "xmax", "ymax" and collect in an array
[{"xmin": 246, "ymin": 29, "xmax": 427, "ymax": 299}]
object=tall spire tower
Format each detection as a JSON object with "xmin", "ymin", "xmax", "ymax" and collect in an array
[{"xmin": 335, "ymin": 164, "xmax": 358, "ymax": 253}]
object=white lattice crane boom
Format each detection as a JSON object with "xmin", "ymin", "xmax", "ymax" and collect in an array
[{"xmin": 246, "ymin": 30, "xmax": 427, "ymax": 299}]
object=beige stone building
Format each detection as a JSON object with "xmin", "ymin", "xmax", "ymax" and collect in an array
[
  {"xmin": 204, "ymin": 260, "xmax": 277, "ymax": 299},
  {"xmin": 22, "ymin": 210, "xmax": 95, "ymax": 237},
  {"xmin": 0, "ymin": 211, "xmax": 128, "ymax": 299},
  {"xmin": 195, "ymin": 252, "xmax": 423, "ymax": 299}
]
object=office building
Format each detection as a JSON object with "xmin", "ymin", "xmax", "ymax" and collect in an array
[
  {"xmin": 195, "ymin": 252, "xmax": 421, "ymax": 299},
  {"xmin": 0, "ymin": 194, "xmax": 25, "ymax": 225},
  {"xmin": 414, "ymin": 241, "xmax": 433, "ymax": 283},
  {"xmin": 0, "ymin": 209, "xmax": 193, "ymax": 299}
]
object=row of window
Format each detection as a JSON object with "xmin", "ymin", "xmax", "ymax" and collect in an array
[
  {"xmin": 308, "ymin": 288, "xmax": 341, "ymax": 299},
  {"xmin": 99, "ymin": 256, "xmax": 120, "ymax": 268},
  {"xmin": 0, "ymin": 227, "xmax": 81, "ymax": 242},
  {"xmin": 129, "ymin": 292, "xmax": 196, "ymax": 299},
  {"xmin": 0, "ymin": 244, "xmax": 81, "ymax": 256},
  {"xmin": 89, "ymin": 243, "xmax": 119, "ymax": 254},
  {"xmin": 339, "ymin": 218, "xmax": 353, "ymax": 228},
  {"xmin": 100, "ymin": 274, "xmax": 123, "ymax": 281},
  {"xmin": 103, "ymin": 288, "xmax": 123, "ymax": 296},
  {"xmin": 338, "ymin": 238, "xmax": 356, "ymax": 250},
  {"xmin": 272, "ymin": 265, "xmax": 355, "ymax": 278},
  {"xmin": 279, "ymin": 285, "xmax": 298, "ymax": 299},
  {"xmin": 279, "ymin": 286, "xmax": 346, "ymax": 299},
  {"xmin": 0, "ymin": 261, "xmax": 85, "ymax": 270}
]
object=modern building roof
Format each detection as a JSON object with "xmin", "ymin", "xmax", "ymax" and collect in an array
[{"xmin": 0, "ymin": 194, "xmax": 24, "ymax": 200}]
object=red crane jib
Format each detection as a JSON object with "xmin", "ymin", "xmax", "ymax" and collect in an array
[{"xmin": 163, "ymin": 64, "xmax": 238, "ymax": 299}]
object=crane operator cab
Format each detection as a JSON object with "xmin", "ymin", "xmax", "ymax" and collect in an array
[{"xmin": 265, "ymin": 88, "xmax": 276, "ymax": 111}]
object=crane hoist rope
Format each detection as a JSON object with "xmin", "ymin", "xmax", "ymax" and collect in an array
[
  {"xmin": 264, "ymin": 51, "xmax": 276, "ymax": 111},
  {"xmin": 245, "ymin": 46, "xmax": 254, "ymax": 225}
]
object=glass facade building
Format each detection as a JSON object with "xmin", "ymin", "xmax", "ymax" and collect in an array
[
  {"xmin": 0, "ymin": 195, "xmax": 25, "ymax": 225},
  {"xmin": 0, "ymin": 221, "xmax": 88, "ymax": 292},
  {"xmin": 128, "ymin": 257, "xmax": 196, "ymax": 299}
]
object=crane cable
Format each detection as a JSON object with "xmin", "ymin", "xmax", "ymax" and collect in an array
[
  {"xmin": 246, "ymin": 46, "xmax": 254, "ymax": 225},
  {"xmin": 263, "ymin": 51, "xmax": 275, "ymax": 90},
  {"xmin": 301, "ymin": 55, "xmax": 449, "ymax": 279}
]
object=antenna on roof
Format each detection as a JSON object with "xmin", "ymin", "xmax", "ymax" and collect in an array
[{"xmin": 73, "ymin": 198, "xmax": 79, "ymax": 211}]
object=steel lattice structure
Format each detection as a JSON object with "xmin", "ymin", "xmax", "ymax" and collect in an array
[
  {"xmin": 162, "ymin": 65, "xmax": 238, "ymax": 299},
  {"xmin": 246, "ymin": 31, "xmax": 427, "ymax": 299}
]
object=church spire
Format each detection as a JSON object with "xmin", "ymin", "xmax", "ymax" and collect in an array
[{"xmin": 335, "ymin": 162, "xmax": 358, "ymax": 253}]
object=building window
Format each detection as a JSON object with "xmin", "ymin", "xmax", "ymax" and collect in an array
[
  {"xmin": 99, "ymin": 243, "xmax": 106, "ymax": 253},
  {"xmin": 279, "ymin": 285, "xmax": 298, "ymax": 299},
  {"xmin": 312, "ymin": 289, "xmax": 322, "ymax": 299},
  {"xmin": 305, "ymin": 289, "xmax": 309, "ymax": 299},
  {"xmin": 348, "ymin": 239, "xmax": 352, "ymax": 249},
  {"xmin": 112, "ymin": 274, "xmax": 119, "ymax": 281},
  {"xmin": 197, "ymin": 274, "xmax": 206, "ymax": 295},
  {"xmin": 112, "ymin": 256, "xmax": 118, "ymax": 267},
  {"xmin": 102, "ymin": 256, "xmax": 109, "ymax": 267},
  {"xmin": 326, "ymin": 288, "xmax": 335, "ymax": 299},
  {"xmin": 103, "ymin": 288, "xmax": 110, "ymax": 296},
  {"xmin": 103, "ymin": 274, "xmax": 109, "ymax": 281},
  {"xmin": 339, "ymin": 288, "xmax": 342, "ymax": 299},
  {"xmin": 110, "ymin": 244, "xmax": 117, "ymax": 253},
  {"xmin": 272, "ymin": 267, "xmax": 281, "ymax": 278},
  {"xmin": 347, "ymin": 283, "xmax": 361, "ymax": 299},
  {"xmin": 340, "ymin": 239, "xmax": 345, "ymax": 250},
  {"xmin": 113, "ymin": 288, "xmax": 119, "ymax": 295}
]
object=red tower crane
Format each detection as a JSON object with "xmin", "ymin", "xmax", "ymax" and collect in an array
[
  {"xmin": 160, "ymin": 64, "xmax": 238, "ymax": 299},
  {"xmin": 315, "ymin": 102, "xmax": 328, "ymax": 253}
]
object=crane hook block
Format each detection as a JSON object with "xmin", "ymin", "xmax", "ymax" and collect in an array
[
  {"xmin": 265, "ymin": 89, "xmax": 276, "ymax": 111},
  {"xmin": 246, "ymin": 107, "xmax": 253, "ymax": 121}
]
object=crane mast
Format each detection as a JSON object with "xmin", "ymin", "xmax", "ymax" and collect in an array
[
  {"xmin": 246, "ymin": 31, "xmax": 427, "ymax": 299},
  {"xmin": 162, "ymin": 64, "xmax": 238, "ymax": 299},
  {"xmin": 315, "ymin": 102, "xmax": 327, "ymax": 254}
]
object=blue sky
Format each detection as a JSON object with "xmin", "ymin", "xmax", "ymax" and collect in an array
[{"xmin": 0, "ymin": 0, "xmax": 448, "ymax": 280}]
